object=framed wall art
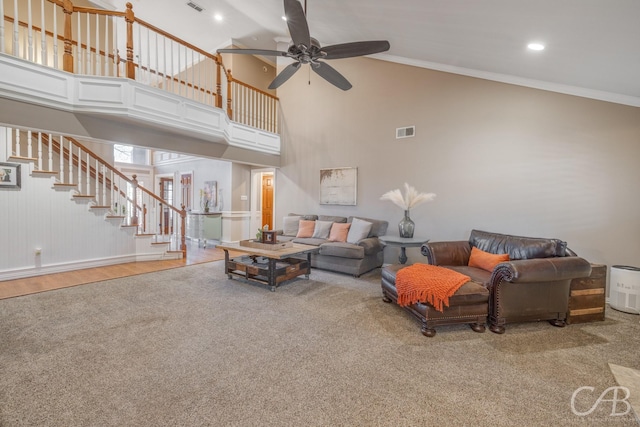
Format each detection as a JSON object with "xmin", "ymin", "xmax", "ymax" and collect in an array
[
  {"xmin": 320, "ymin": 167, "xmax": 357, "ymax": 206},
  {"xmin": 0, "ymin": 162, "xmax": 21, "ymax": 189}
]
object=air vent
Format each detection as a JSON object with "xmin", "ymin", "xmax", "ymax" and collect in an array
[
  {"xmin": 396, "ymin": 126, "xmax": 415, "ymax": 139},
  {"xmin": 186, "ymin": 1, "xmax": 204, "ymax": 12}
]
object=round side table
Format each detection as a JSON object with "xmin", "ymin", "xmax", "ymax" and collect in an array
[{"xmin": 378, "ymin": 235, "xmax": 430, "ymax": 264}]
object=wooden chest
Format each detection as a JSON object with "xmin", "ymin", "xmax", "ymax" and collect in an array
[{"xmin": 567, "ymin": 264, "xmax": 607, "ymax": 324}]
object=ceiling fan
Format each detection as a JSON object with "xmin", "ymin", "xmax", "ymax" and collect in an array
[{"xmin": 217, "ymin": 0, "xmax": 390, "ymax": 91}]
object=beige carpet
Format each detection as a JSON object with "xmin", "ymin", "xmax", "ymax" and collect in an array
[{"xmin": 1, "ymin": 261, "xmax": 639, "ymax": 426}]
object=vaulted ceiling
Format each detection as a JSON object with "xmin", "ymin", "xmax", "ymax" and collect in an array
[{"xmin": 96, "ymin": 0, "xmax": 640, "ymax": 106}]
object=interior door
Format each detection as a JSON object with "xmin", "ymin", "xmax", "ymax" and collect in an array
[
  {"xmin": 180, "ymin": 173, "xmax": 192, "ymax": 211},
  {"xmin": 159, "ymin": 177, "xmax": 174, "ymax": 234},
  {"xmin": 261, "ymin": 174, "xmax": 274, "ymax": 230}
]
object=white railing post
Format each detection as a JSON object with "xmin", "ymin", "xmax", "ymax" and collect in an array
[
  {"xmin": 26, "ymin": 130, "xmax": 33, "ymax": 159},
  {"xmin": 77, "ymin": 146, "xmax": 82, "ymax": 192},
  {"xmin": 86, "ymin": 12, "xmax": 91, "ymax": 75},
  {"xmin": 68, "ymin": 138, "xmax": 73, "ymax": 184},
  {"xmin": 40, "ymin": 0, "xmax": 47, "ymax": 65},
  {"xmin": 15, "ymin": 128, "xmax": 20, "ymax": 157}
]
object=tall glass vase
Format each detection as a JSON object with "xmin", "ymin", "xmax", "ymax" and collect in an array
[{"xmin": 398, "ymin": 210, "xmax": 415, "ymax": 238}]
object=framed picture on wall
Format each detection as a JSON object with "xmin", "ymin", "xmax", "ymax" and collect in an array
[
  {"xmin": 320, "ymin": 167, "xmax": 357, "ymax": 205},
  {"xmin": 0, "ymin": 163, "xmax": 21, "ymax": 189}
]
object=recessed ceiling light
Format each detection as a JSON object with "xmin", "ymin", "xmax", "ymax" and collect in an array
[
  {"xmin": 214, "ymin": 13, "xmax": 223, "ymax": 22},
  {"xmin": 527, "ymin": 43, "xmax": 545, "ymax": 51},
  {"xmin": 281, "ymin": 15, "xmax": 287, "ymax": 21}
]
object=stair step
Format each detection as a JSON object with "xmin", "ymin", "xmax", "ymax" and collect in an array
[
  {"xmin": 53, "ymin": 183, "xmax": 77, "ymax": 190},
  {"xmin": 135, "ymin": 233, "xmax": 155, "ymax": 237},
  {"xmin": 105, "ymin": 215, "xmax": 125, "ymax": 219},
  {"xmin": 90, "ymin": 205, "xmax": 111, "ymax": 209},
  {"xmin": 73, "ymin": 194, "xmax": 96, "ymax": 199},
  {"xmin": 8, "ymin": 155, "xmax": 37, "ymax": 163},
  {"xmin": 151, "ymin": 241, "xmax": 171, "ymax": 246},
  {"xmin": 31, "ymin": 170, "xmax": 58, "ymax": 177},
  {"xmin": 120, "ymin": 225, "xmax": 138, "ymax": 228}
]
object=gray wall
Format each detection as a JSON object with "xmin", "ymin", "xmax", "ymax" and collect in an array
[{"xmin": 274, "ymin": 57, "xmax": 640, "ymax": 268}]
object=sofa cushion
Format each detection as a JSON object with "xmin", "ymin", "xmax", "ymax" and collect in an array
[
  {"xmin": 293, "ymin": 237, "xmax": 327, "ymax": 246},
  {"xmin": 319, "ymin": 242, "xmax": 364, "ymax": 259},
  {"xmin": 289, "ymin": 213, "xmax": 319, "ymax": 221},
  {"xmin": 282, "ymin": 216, "xmax": 302, "ymax": 236},
  {"xmin": 328, "ymin": 222, "xmax": 351, "ymax": 242},
  {"xmin": 347, "ymin": 218, "xmax": 373, "ymax": 244},
  {"xmin": 312, "ymin": 220, "xmax": 333, "ymax": 239},
  {"xmin": 296, "ymin": 220, "xmax": 315, "ymax": 238},
  {"xmin": 468, "ymin": 247, "xmax": 509, "ymax": 272},
  {"xmin": 318, "ymin": 215, "xmax": 348, "ymax": 223},
  {"xmin": 444, "ymin": 265, "xmax": 493, "ymax": 287},
  {"xmin": 469, "ymin": 229, "xmax": 568, "ymax": 260},
  {"xmin": 348, "ymin": 216, "xmax": 388, "ymax": 237}
]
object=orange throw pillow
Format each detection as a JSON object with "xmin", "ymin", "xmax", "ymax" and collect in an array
[
  {"xmin": 468, "ymin": 247, "xmax": 510, "ymax": 272},
  {"xmin": 328, "ymin": 223, "xmax": 351, "ymax": 242},
  {"xmin": 296, "ymin": 220, "xmax": 315, "ymax": 238}
]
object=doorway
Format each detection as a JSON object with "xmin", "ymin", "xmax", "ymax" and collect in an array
[
  {"xmin": 250, "ymin": 169, "xmax": 276, "ymax": 234},
  {"xmin": 261, "ymin": 174, "xmax": 274, "ymax": 229},
  {"xmin": 159, "ymin": 177, "xmax": 173, "ymax": 234}
]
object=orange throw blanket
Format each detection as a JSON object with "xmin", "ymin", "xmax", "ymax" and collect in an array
[{"xmin": 395, "ymin": 264, "xmax": 471, "ymax": 312}]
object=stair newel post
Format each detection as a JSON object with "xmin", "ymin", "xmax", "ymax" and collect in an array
[
  {"xmin": 215, "ymin": 54, "xmax": 222, "ymax": 108},
  {"xmin": 124, "ymin": 2, "xmax": 135, "ymax": 80},
  {"xmin": 180, "ymin": 204, "xmax": 187, "ymax": 257},
  {"xmin": 226, "ymin": 69, "xmax": 233, "ymax": 120},
  {"xmin": 131, "ymin": 174, "xmax": 139, "ymax": 226},
  {"xmin": 142, "ymin": 203, "xmax": 147, "ymax": 233},
  {"xmin": 62, "ymin": 0, "xmax": 73, "ymax": 73}
]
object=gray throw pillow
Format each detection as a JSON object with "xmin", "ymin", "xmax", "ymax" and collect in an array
[
  {"xmin": 283, "ymin": 216, "xmax": 302, "ymax": 236},
  {"xmin": 346, "ymin": 218, "xmax": 373, "ymax": 244},
  {"xmin": 312, "ymin": 220, "xmax": 333, "ymax": 239}
]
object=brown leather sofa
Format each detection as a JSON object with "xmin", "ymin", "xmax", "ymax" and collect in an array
[{"xmin": 421, "ymin": 229, "xmax": 592, "ymax": 333}]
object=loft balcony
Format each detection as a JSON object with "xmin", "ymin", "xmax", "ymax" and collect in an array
[{"xmin": 0, "ymin": 0, "xmax": 280, "ymax": 167}]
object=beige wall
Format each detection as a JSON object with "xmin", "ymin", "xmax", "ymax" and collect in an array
[
  {"xmin": 223, "ymin": 53, "xmax": 276, "ymax": 95},
  {"xmin": 275, "ymin": 57, "xmax": 640, "ymax": 269}
]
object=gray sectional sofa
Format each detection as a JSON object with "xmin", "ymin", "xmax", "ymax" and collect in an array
[{"xmin": 277, "ymin": 214, "xmax": 388, "ymax": 277}]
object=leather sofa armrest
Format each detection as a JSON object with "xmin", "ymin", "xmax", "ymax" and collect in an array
[
  {"xmin": 491, "ymin": 257, "xmax": 592, "ymax": 284},
  {"xmin": 358, "ymin": 237, "xmax": 385, "ymax": 254},
  {"xmin": 421, "ymin": 241, "xmax": 471, "ymax": 266}
]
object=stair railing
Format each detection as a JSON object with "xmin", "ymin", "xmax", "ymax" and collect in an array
[
  {"xmin": 1, "ymin": 0, "xmax": 279, "ymax": 134},
  {"xmin": 4, "ymin": 126, "xmax": 187, "ymax": 256}
]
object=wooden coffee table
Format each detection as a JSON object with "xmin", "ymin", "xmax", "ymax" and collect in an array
[{"xmin": 217, "ymin": 242, "xmax": 319, "ymax": 291}]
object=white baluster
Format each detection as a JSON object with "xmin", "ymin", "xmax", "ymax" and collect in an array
[
  {"xmin": 86, "ymin": 151, "xmax": 90, "ymax": 196},
  {"xmin": 154, "ymin": 32, "xmax": 158, "ymax": 87},
  {"xmin": 59, "ymin": 135, "xmax": 64, "ymax": 182},
  {"xmin": 0, "ymin": 0, "xmax": 5, "ymax": 54},
  {"xmin": 95, "ymin": 12, "xmax": 100, "ymax": 76},
  {"xmin": 86, "ymin": 12, "xmax": 91, "ymax": 74},
  {"xmin": 113, "ymin": 15, "xmax": 118, "ymax": 76},
  {"xmin": 14, "ymin": 128, "xmax": 21, "ymax": 157},
  {"xmin": 76, "ymin": 12, "xmax": 82, "ymax": 73},
  {"xmin": 104, "ymin": 15, "xmax": 109, "ymax": 76},
  {"xmin": 77, "ymin": 146, "xmax": 82, "ymax": 192},
  {"xmin": 170, "ymin": 39, "xmax": 174, "ymax": 93},
  {"xmin": 68, "ymin": 138, "xmax": 73, "ymax": 184},
  {"xmin": 12, "ymin": 0, "xmax": 18, "ymax": 55},
  {"xmin": 27, "ymin": 0, "xmax": 33, "ymax": 61},
  {"xmin": 177, "ymin": 43, "xmax": 181, "ymax": 96},
  {"xmin": 101, "ymin": 164, "xmax": 107, "ymax": 206},
  {"xmin": 40, "ymin": 0, "xmax": 46, "ymax": 65},
  {"xmin": 37, "ymin": 132, "xmax": 42, "ymax": 170},
  {"xmin": 52, "ymin": 1, "xmax": 58, "ymax": 69},
  {"xmin": 146, "ymin": 25, "xmax": 150, "ymax": 84},
  {"xmin": 47, "ymin": 133, "xmax": 53, "ymax": 171},
  {"xmin": 26, "ymin": 130, "xmax": 33, "ymax": 159}
]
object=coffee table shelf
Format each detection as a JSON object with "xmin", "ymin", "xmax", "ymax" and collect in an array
[{"xmin": 217, "ymin": 242, "xmax": 318, "ymax": 291}]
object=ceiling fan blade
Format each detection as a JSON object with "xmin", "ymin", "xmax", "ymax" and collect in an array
[
  {"xmin": 268, "ymin": 62, "xmax": 302, "ymax": 89},
  {"xmin": 217, "ymin": 48, "xmax": 288, "ymax": 57},
  {"xmin": 284, "ymin": 0, "xmax": 311, "ymax": 49},
  {"xmin": 322, "ymin": 41, "xmax": 391, "ymax": 60},
  {"xmin": 311, "ymin": 61, "xmax": 352, "ymax": 91}
]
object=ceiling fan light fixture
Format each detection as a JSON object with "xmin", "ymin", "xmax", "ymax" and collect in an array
[{"xmin": 527, "ymin": 42, "xmax": 545, "ymax": 51}]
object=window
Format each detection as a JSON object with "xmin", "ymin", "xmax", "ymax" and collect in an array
[{"xmin": 114, "ymin": 144, "xmax": 149, "ymax": 165}]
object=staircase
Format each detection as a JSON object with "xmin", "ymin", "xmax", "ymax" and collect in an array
[{"xmin": 0, "ymin": 126, "xmax": 185, "ymax": 280}]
